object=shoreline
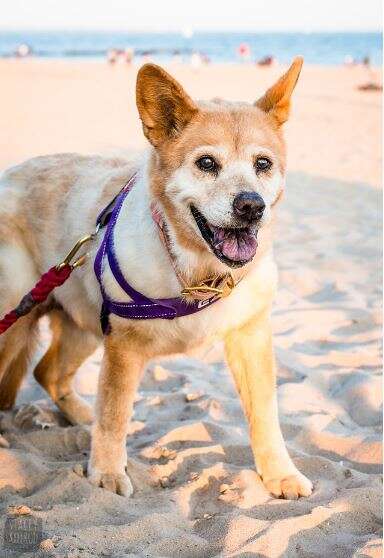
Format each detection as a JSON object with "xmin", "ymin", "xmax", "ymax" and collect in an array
[{"xmin": 1, "ymin": 57, "xmax": 382, "ymax": 68}]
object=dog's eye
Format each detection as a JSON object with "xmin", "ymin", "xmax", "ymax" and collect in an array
[
  {"xmin": 255, "ymin": 157, "xmax": 272, "ymax": 172},
  {"xmin": 196, "ymin": 156, "xmax": 218, "ymax": 173}
]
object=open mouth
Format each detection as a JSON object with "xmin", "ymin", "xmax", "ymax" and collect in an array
[{"xmin": 190, "ymin": 206, "xmax": 258, "ymax": 268}]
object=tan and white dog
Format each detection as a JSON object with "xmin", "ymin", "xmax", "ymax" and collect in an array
[{"xmin": 0, "ymin": 58, "xmax": 313, "ymax": 500}]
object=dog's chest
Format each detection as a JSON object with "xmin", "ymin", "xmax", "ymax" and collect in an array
[{"xmin": 110, "ymin": 255, "xmax": 277, "ymax": 354}]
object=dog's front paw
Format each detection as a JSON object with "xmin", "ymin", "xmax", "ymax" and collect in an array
[
  {"xmin": 88, "ymin": 466, "xmax": 133, "ymax": 497},
  {"xmin": 263, "ymin": 471, "xmax": 313, "ymax": 500}
]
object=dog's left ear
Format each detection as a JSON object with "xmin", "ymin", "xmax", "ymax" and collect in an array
[
  {"xmin": 136, "ymin": 64, "xmax": 198, "ymax": 147},
  {"xmin": 255, "ymin": 57, "xmax": 303, "ymax": 126}
]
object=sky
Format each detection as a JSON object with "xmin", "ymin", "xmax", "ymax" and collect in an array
[{"xmin": 0, "ymin": 0, "xmax": 381, "ymax": 32}]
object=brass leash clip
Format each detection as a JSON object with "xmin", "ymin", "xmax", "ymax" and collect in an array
[{"xmin": 56, "ymin": 226, "xmax": 99, "ymax": 271}]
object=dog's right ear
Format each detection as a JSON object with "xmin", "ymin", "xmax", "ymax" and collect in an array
[{"xmin": 136, "ymin": 64, "xmax": 198, "ymax": 147}]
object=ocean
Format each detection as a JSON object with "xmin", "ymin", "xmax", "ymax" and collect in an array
[{"xmin": 0, "ymin": 30, "xmax": 381, "ymax": 65}]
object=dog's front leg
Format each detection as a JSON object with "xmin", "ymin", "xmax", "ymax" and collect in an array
[
  {"xmin": 88, "ymin": 333, "xmax": 146, "ymax": 497},
  {"xmin": 225, "ymin": 312, "xmax": 313, "ymax": 500}
]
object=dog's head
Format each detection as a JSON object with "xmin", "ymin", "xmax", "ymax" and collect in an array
[{"xmin": 136, "ymin": 59, "xmax": 302, "ymax": 271}]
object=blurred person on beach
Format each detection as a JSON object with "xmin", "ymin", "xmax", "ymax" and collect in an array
[
  {"xmin": 124, "ymin": 47, "xmax": 134, "ymax": 64},
  {"xmin": 257, "ymin": 55, "xmax": 276, "ymax": 66},
  {"xmin": 358, "ymin": 54, "xmax": 382, "ymax": 91},
  {"xmin": 190, "ymin": 51, "xmax": 202, "ymax": 69},
  {"xmin": 15, "ymin": 43, "xmax": 31, "ymax": 58},
  {"xmin": 107, "ymin": 48, "xmax": 119, "ymax": 64},
  {"xmin": 107, "ymin": 47, "xmax": 135, "ymax": 65},
  {"xmin": 344, "ymin": 54, "xmax": 357, "ymax": 66},
  {"xmin": 237, "ymin": 42, "xmax": 251, "ymax": 61}
]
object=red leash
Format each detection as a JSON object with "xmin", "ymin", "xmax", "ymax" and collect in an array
[
  {"xmin": 0, "ymin": 233, "xmax": 96, "ymax": 336},
  {"xmin": 0, "ymin": 265, "xmax": 72, "ymax": 334}
]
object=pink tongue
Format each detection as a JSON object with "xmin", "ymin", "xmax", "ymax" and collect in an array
[{"xmin": 213, "ymin": 227, "xmax": 258, "ymax": 261}]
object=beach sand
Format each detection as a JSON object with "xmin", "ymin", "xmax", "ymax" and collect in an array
[{"xmin": 0, "ymin": 61, "xmax": 382, "ymax": 557}]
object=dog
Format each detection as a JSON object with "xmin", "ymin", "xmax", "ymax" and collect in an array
[{"xmin": 0, "ymin": 58, "xmax": 312, "ymax": 500}]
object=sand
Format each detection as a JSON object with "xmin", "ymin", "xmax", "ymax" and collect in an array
[
  {"xmin": 0, "ymin": 60, "xmax": 381, "ymax": 186},
  {"xmin": 0, "ymin": 60, "xmax": 382, "ymax": 557}
]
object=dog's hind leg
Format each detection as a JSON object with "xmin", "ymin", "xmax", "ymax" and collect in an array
[
  {"xmin": 33, "ymin": 308, "xmax": 99, "ymax": 425},
  {"xmin": 0, "ymin": 350, "xmax": 29, "ymax": 410},
  {"xmin": 0, "ymin": 316, "xmax": 39, "ymax": 410},
  {"xmin": 0, "ymin": 239, "xmax": 40, "ymax": 410}
]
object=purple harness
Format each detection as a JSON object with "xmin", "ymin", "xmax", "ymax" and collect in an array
[{"xmin": 94, "ymin": 176, "xmax": 221, "ymax": 333}]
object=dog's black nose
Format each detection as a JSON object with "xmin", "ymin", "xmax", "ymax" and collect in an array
[{"xmin": 233, "ymin": 192, "xmax": 265, "ymax": 222}]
